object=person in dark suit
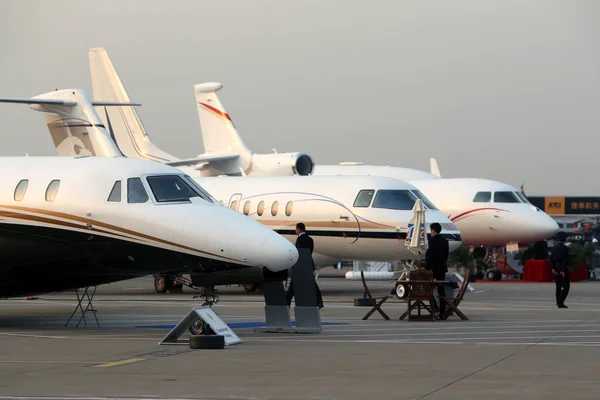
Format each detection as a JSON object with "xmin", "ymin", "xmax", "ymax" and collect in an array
[
  {"xmin": 425, "ymin": 222, "xmax": 449, "ymax": 316},
  {"xmin": 286, "ymin": 223, "xmax": 324, "ymax": 308},
  {"xmin": 551, "ymin": 232, "xmax": 570, "ymax": 308}
]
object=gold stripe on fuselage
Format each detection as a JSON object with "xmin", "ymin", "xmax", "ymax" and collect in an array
[
  {"xmin": 0, "ymin": 205, "xmax": 237, "ymax": 262},
  {"xmin": 259, "ymin": 219, "xmax": 399, "ymax": 230}
]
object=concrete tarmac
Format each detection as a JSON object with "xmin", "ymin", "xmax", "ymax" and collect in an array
[{"xmin": 0, "ymin": 272, "xmax": 599, "ymax": 400}]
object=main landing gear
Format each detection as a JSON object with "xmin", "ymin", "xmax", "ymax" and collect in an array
[
  {"xmin": 243, "ymin": 283, "xmax": 262, "ymax": 293},
  {"xmin": 153, "ymin": 274, "xmax": 185, "ymax": 293}
]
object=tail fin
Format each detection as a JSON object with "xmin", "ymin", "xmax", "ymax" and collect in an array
[
  {"xmin": 0, "ymin": 89, "xmax": 124, "ymax": 158},
  {"xmin": 430, "ymin": 157, "xmax": 441, "ymax": 178},
  {"xmin": 89, "ymin": 47, "xmax": 177, "ymax": 162},
  {"xmin": 194, "ymin": 83, "xmax": 250, "ymax": 156}
]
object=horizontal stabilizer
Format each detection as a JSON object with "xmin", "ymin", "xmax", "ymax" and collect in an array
[
  {"xmin": 339, "ymin": 161, "xmax": 364, "ymax": 166},
  {"xmin": 165, "ymin": 153, "xmax": 239, "ymax": 167},
  {"xmin": 92, "ymin": 101, "xmax": 141, "ymax": 107},
  {"xmin": 0, "ymin": 97, "xmax": 77, "ymax": 106},
  {"xmin": 0, "ymin": 98, "xmax": 140, "ymax": 107}
]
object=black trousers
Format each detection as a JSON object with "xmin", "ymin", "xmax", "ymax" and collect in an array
[
  {"xmin": 434, "ymin": 272, "xmax": 446, "ymax": 315},
  {"xmin": 555, "ymin": 273, "xmax": 570, "ymax": 305},
  {"xmin": 286, "ymin": 277, "xmax": 323, "ymax": 307}
]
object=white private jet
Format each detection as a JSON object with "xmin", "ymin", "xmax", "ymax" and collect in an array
[
  {"xmin": 10, "ymin": 88, "xmax": 463, "ymax": 292},
  {"xmin": 89, "ymin": 48, "xmax": 315, "ymax": 177},
  {"xmin": 0, "ymin": 155, "xmax": 298, "ymax": 299},
  {"xmin": 315, "ymin": 163, "xmax": 560, "ymax": 247}
]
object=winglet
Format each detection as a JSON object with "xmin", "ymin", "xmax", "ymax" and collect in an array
[{"xmin": 430, "ymin": 158, "xmax": 441, "ymax": 178}]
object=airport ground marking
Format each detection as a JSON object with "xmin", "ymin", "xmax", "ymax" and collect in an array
[
  {"xmin": 94, "ymin": 357, "xmax": 147, "ymax": 368},
  {"xmin": 0, "ymin": 360, "xmax": 98, "ymax": 365},
  {"xmin": 415, "ymin": 310, "xmax": 600, "ymax": 399}
]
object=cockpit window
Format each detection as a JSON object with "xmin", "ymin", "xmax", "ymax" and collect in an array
[
  {"xmin": 354, "ymin": 189, "xmax": 375, "ymax": 208},
  {"xmin": 147, "ymin": 175, "xmax": 207, "ymax": 203},
  {"xmin": 494, "ymin": 191, "xmax": 520, "ymax": 203},
  {"xmin": 410, "ymin": 190, "xmax": 438, "ymax": 210},
  {"xmin": 372, "ymin": 190, "xmax": 418, "ymax": 210},
  {"xmin": 473, "ymin": 191, "xmax": 491, "ymax": 203},
  {"xmin": 515, "ymin": 192, "xmax": 529, "ymax": 204},
  {"xmin": 183, "ymin": 175, "xmax": 214, "ymax": 203},
  {"xmin": 127, "ymin": 177, "xmax": 149, "ymax": 204},
  {"xmin": 107, "ymin": 181, "xmax": 121, "ymax": 202}
]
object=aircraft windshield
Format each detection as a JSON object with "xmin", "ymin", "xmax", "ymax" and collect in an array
[
  {"xmin": 354, "ymin": 189, "xmax": 375, "ymax": 207},
  {"xmin": 372, "ymin": 190, "xmax": 418, "ymax": 210},
  {"xmin": 146, "ymin": 175, "xmax": 210, "ymax": 203},
  {"xmin": 410, "ymin": 190, "xmax": 438, "ymax": 210},
  {"xmin": 494, "ymin": 191, "xmax": 521, "ymax": 203},
  {"xmin": 515, "ymin": 191, "xmax": 529, "ymax": 204},
  {"xmin": 183, "ymin": 175, "xmax": 215, "ymax": 203}
]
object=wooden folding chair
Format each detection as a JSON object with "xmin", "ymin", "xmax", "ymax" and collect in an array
[
  {"xmin": 360, "ymin": 271, "xmax": 390, "ymax": 320},
  {"xmin": 440, "ymin": 270, "xmax": 470, "ymax": 320},
  {"xmin": 400, "ymin": 269, "xmax": 435, "ymax": 321}
]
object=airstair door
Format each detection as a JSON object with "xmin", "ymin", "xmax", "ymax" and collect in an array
[{"xmin": 228, "ymin": 193, "xmax": 243, "ymax": 212}]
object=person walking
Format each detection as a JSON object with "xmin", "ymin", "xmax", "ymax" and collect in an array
[
  {"xmin": 425, "ymin": 222, "xmax": 449, "ymax": 317},
  {"xmin": 286, "ymin": 223, "xmax": 324, "ymax": 309},
  {"xmin": 552, "ymin": 232, "xmax": 570, "ymax": 308}
]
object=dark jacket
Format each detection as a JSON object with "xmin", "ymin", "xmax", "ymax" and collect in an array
[
  {"xmin": 551, "ymin": 242, "xmax": 570, "ymax": 274},
  {"xmin": 425, "ymin": 234, "xmax": 449, "ymax": 277},
  {"xmin": 295, "ymin": 232, "xmax": 315, "ymax": 270}
]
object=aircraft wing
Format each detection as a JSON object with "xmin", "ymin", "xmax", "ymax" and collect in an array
[{"xmin": 165, "ymin": 153, "xmax": 240, "ymax": 167}]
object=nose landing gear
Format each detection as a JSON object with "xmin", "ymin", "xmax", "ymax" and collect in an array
[{"xmin": 189, "ymin": 285, "xmax": 219, "ymax": 335}]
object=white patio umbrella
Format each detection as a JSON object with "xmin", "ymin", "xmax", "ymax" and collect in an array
[{"xmin": 405, "ymin": 199, "xmax": 428, "ymax": 260}]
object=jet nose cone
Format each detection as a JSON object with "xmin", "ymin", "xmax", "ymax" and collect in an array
[
  {"xmin": 538, "ymin": 213, "xmax": 560, "ymax": 239},
  {"xmin": 262, "ymin": 236, "xmax": 298, "ymax": 271}
]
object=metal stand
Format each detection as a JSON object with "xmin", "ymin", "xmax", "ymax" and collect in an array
[
  {"xmin": 254, "ymin": 248, "xmax": 322, "ymax": 334},
  {"xmin": 65, "ymin": 286, "xmax": 99, "ymax": 328},
  {"xmin": 160, "ymin": 307, "xmax": 242, "ymax": 346}
]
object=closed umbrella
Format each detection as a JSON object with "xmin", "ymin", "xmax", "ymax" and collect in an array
[{"xmin": 406, "ymin": 199, "xmax": 428, "ymax": 260}]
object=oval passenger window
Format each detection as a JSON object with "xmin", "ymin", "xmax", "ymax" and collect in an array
[
  {"xmin": 45, "ymin": 180, "xmax": 61, "ymax": 202},
  {"xmin": 14, "ymin": 179, "xmax": 29, "ymax": 202},
  {"xmin": 257, "ymin": 201, "xmax": 265, "ymax": 216}
]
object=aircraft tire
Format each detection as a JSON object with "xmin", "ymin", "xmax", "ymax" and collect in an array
[
  {"xmin": 243, "ymin": 283, "xmax": 257, "ymax": 293},
  {"xmin": 354, "ymin": 298, "xmax": 373, "ymax": 307},
  {"xmin": 189, "ymin": 334, "xmax": 225, "ymax": 350},
  {"xmin": 395, "ymin": 283, "xmax": 408, "ymax": 299},
  {"xmin": 154, "ymin": 275, "xmax": 171, "ymax": 293},
  {"xmin": 493, "ymin": 269, "xmax": 502, "ymax": 281}
]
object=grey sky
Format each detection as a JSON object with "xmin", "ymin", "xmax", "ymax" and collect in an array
[{"xmin": 1, "ymin": 1, "xmax": 599, "ymax": 195}]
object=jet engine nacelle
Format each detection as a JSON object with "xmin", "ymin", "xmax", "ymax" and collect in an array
[{"xmin": 249, "ymin": 152, "xmax": 315, "ymax": 176}]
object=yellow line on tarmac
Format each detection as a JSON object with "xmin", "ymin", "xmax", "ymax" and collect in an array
[
  {"xmin": 0, "ymin": 360, "xmax": 94, "ymax": 364},
  {"xmin": 94, "ymin": 358, "xmax": 146, "ymax": 368}
]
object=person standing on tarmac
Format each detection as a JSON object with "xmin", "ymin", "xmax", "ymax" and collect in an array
[
  {"xmin": 286, "ymin": 223, "xmax": 324, "ymax": 309},
  {"xmin": 552, "ymin": 232, "xmax": 570, "ymax": 308},
  {"xmin": 425, "ymin": 222, "xmax": 449, "ymax": 317}
]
